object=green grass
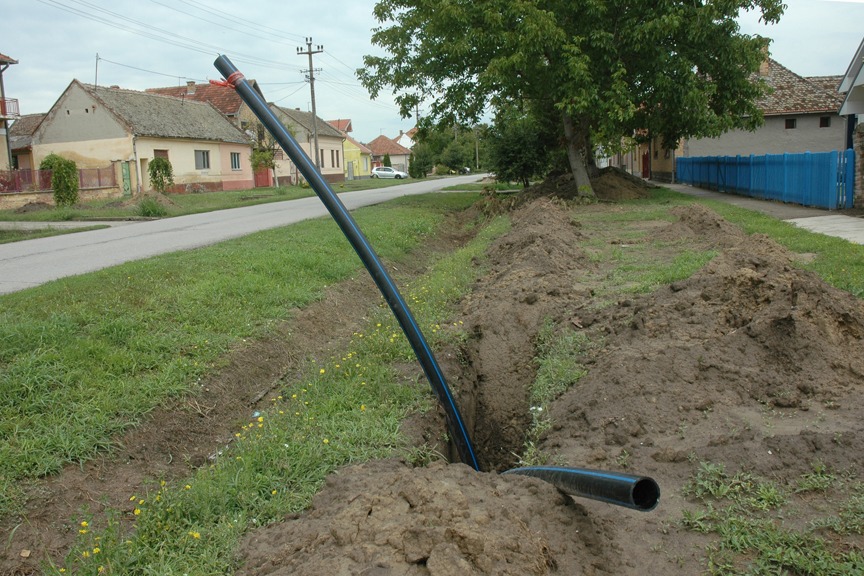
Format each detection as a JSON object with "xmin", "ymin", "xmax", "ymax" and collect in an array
[
  {"xmin": 51, "ymin": 200, "xmax": 510, "ymax": 575},
  {"xmin": 0, "ymin": 193, "xmax": 484, "ymax": 520},
  {"xmin": 517, "ymin": 318, "xmax": 598, "ymax": 467},
  {"xmin": 682, "ymin": 462, "xmax": 863, "ymax": 575}
]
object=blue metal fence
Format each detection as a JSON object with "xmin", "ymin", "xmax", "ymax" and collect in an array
[{"xmin": 676, "ymin": 150, "xmax": 856, "ymax": 210}]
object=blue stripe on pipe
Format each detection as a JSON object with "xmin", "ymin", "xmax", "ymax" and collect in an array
[{"xmin": 214, "ymin": 55, "xmax": 479, "ymax": 470}]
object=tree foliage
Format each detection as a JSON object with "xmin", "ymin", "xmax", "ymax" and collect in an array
[
  {"xmin": 486, "ymin": 106, "xmax": 551, "ymax": 187},
  {"xmin": 148, "ymin": 157, "xmax": 174, "ymax": 194},
  {"xmin": 360, "ymin": 0, "xmax": 785, "ymax": 194},
  {"xmin": 39, "ymin": 153, "xmax": 79, "ymax": 207},
  {"xmin": 250, "ymin": 149, "xmax": 275, "ymax": 171},
  {"xmin": 408, "ymin": 143, "xmax": 434, "ymax": 178},
  {"xmin": 383, "ymin": 153, "xmax": 392, "ymax": 167}
]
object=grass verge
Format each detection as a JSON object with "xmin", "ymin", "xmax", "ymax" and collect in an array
[
  {"xmin": 0, "ymin": 193, "xmax": 480, "ymax": 520},
  {"xmin": 0, "ymin": 177, "xmax": 458, "ymax": 223},
  {"xmin": 53, "ymin": 205, "xmax": 510, "ymax": 574}
]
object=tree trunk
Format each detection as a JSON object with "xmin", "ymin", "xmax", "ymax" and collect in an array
[{"xmin": 562, "ymin": 113, "xmax": 595, "ymax": 198}]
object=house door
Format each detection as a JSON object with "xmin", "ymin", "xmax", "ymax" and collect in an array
[
  {"xmin": 347, "ymin": 161, "xmax": 355, "ymax": 180},
  {"xmin": 121, "ymin": 161, "xmax": 132, "ymax": 196},
  {"xmin": 641, "ymin": 152, "xmax": 650, "ymax": 178}
]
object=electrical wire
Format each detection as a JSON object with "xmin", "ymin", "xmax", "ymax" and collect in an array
[{"xmin": 97, "ymin": 56, "xmax": 205, "ymax": 82}]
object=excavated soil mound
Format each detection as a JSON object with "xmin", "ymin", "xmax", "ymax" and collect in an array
[
  {"xmin": 237, "ymin": 459, "xmax": 622, "ymax": 576},
  {"xmin": 235, "ymin": 199, "xmax": 864, "ymax": 575}
]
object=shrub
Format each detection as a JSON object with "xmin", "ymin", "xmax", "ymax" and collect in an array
[
  {"xmin": 148, "ymin": 157, "xmax": 174, "ymax": 194},
  {"xmin": 137, "ymin": 197, "xmax": 168, "ymax": 217},
  {"xmin": 39, "ymin": 153, "xmax": 79, "ymax": 207}
]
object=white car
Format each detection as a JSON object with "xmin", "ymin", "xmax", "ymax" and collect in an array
[{"xmin": 371, "ymin": 166, "xmax": 408, "ymax": 179}]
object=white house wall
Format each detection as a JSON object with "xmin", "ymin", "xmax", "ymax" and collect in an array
[{"xmin": 687, "ymin": 114, "xmax": 847, "ymax": 157}]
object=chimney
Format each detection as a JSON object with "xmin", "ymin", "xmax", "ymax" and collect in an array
[
  {"xmin": 758, "ymin": 44, "xmax": 770, "ymax": 77},
  {"xmin": 186, "ymin": 80, "xmax": 196, "ymax": 95}
]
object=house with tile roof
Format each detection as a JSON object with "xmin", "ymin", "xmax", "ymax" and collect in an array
[
  {"xmin": 146, "ymin": 80, "xmax": 265, "ymax": 132},
  {"xmin": 31, "ymin": 80, "xmax": 253, "ymax": 195},
  {"xmin": 606, "ymin": 57, "xmax": 849, "ymax": 182},
  {"xmin": 270, "ymin": 106, "xmax": 345, "ymax": 184},
  {"xmin": 367, "ymin": 135, "xmax": 412, "ymax": 173},
  {"xmin": 327, "ymin": 119, "xmax": 372, "ymax": 179},
  {"xmin": 682, "ymin": 58, "xmax": 847, "ymax": 158},
  {"xmin": 8, "ymin": 113, "xmax": 46, "ymax": 171},
  {"xmin": 394, "ymin": 127, "xmax": 417, "ymax": 150}
]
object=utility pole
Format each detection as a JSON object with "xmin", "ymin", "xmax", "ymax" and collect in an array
[
  {"xmin": 297, "ymin": 37, "xmax": 323, "ymax": 171},
  {"xmin": 95, "ymin": 53, "xmax": 99, "ymax": 86}
]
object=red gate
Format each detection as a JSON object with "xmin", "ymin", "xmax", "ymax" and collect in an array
[{"xmin": 254, "ymin": 167, "xmax": 273, "ymax": 188}]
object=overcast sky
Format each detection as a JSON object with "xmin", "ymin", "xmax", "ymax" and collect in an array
[{"xmin": 3, "ymin": 0, "xmax": 863, "ymax": 144}]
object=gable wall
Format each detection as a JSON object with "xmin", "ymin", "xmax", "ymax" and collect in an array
[
  {"xmin": 37, "ymin": 83, "xmax": 127, "ymax": 145},
  {"xmin": 687, "ymin": 113, "xmax": 847, "ymax": 157}
]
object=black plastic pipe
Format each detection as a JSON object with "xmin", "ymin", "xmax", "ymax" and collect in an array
[
  {"xmin": 213, "ymin": 55, "xmax": 480, "ymax": 470},
  {"xmin": 502, "ymin": 466, "xmax": 660, "ymax": 511}
]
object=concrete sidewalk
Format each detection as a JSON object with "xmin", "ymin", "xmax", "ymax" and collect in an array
[{"xmin": 661, "ymin": 182, "xmax": 864, "ymax": 245}]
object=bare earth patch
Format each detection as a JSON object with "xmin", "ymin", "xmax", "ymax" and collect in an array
[{"xmin": 2, "ymin": 175, "xmax": 863, "ymax": 575}]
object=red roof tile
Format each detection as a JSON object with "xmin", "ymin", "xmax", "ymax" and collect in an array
[
  {"xmin": 327, "ymin": 119, "xmax": 352, "ymax": 132},
  {"xmin": 759, "ymin": 59, "xmax": 844, "ymax": 115},
  {"xmin": 367, "ymin": 134, "xmax": 412, "ymax": 156},
  {"xmin": 146, "ymin": 82, "xmax": 247, "ymax": 117}
]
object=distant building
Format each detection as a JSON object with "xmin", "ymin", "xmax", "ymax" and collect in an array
[
  {"xmin": 367, "ymin": 135, "xmax": 412, "ymax": 173},
  {"xmin": 33, "ymin": 80, "xmax": 253, "ymax": 194}
]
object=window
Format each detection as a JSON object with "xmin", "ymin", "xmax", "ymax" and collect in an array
[
  {"xmin": 194, "ymin": 150, "xmax": 210, "ymax": 170},
  {"xmin": 819, "ymin": 116, "xmax": 831, "ymax": 128},
  {"xmin": 336, "ymin": 149, "xmax": 340, "ymax": 168},
  {"xmin": 230, "ymin": 152, "xmax": 241, "ymax": 171},
  {"xmin": 785, "ymin": 118, "xmax": 797, "ymax": 129},
  {"xmin": 330, "ymin": 149, "xmax": 335, "ymax": 167},
  {"xmin": 154, "ymin": 149, "xmax": 169, "ymax": 159}
]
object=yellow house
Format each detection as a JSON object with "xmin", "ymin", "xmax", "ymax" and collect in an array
[
  {"xmin": 342, "ymin": 135, "xmax": 373, "ymax": 179},
  {"xmin": 327, "ymin": 119, "xmax": 372, "ymax": 179}
]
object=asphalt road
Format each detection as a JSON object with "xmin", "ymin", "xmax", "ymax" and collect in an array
[{"xmin": 0, "ymin": 175, "xmax": 485, "ymax": 295}]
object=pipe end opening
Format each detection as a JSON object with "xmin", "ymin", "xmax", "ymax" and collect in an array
[{"xmin": 632, "ymin": 478, "xmax": 661, "ymax": 511}]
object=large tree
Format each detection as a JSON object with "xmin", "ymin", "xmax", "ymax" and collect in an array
[{"xmin": 359, "ymin": 0, "xmax": 784, "ymax": 196}]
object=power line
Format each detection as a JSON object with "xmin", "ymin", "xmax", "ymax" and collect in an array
[
  {"xmin": 96, "ymin": 55, "xmax": 205, "ymax": 82},
  {"xmin": 37, "ymin": 0, "xmax": 302, "ymax": 72},
  {"xmin": 175, "ymin": 0, "xmax": 307, "ymax": 43}
]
